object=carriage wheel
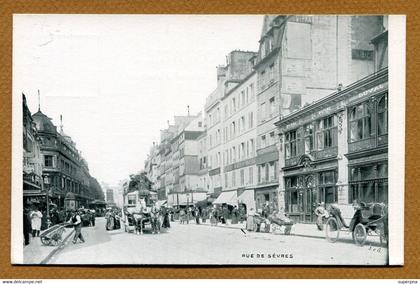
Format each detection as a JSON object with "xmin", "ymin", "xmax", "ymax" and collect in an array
[
  {"xmin": 353, "ymin": 223, "xmax": 367, "ymax": 246},
  {"xmin": 50, "ymin": 238, "xmax": 59, "ymax": 246},
  {"xmin": 40, "ymin": 237, "xmax": 50, "ymax": 246},
  {"xmin": 325, "ymin": 217, "xmax": 340, "ymax": 243}
]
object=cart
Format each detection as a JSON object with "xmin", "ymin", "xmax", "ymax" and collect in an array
[
  {"xmin": 325, "ymin": 203, "xmax": 388, "ymax": 246},
  {"xmin": 39, "ymin": 223, "xmax": 67, "ymax": 246}
]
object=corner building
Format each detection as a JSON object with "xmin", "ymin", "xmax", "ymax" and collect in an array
[{"xmin": 254, "ymin": 15, "xmax": 385, "ymax": 213}]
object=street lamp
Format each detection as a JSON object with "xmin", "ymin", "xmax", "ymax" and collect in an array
[
  {"xmin": 186, "ymin": 192, "xmax": 190, "ymax": 223},
  {"xmin": 43, "ymin": 175, "xmax": 51, "ymax": 228}
]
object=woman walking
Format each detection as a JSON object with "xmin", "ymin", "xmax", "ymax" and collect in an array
[{"xmin": 30, "ymin": 207, "xmax": 43, "ymax": 237}]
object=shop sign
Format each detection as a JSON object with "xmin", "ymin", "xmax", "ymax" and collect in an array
[{"xmin": 351, "ymin": 82, "xmax": 388, "ymax": 103}]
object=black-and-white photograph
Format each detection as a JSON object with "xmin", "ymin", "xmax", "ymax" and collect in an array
[{"xmin": 12, "ymin": 14, "xmax": 405, "ymax": 265}]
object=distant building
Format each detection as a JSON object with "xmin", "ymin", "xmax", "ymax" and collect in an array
[
  {"xmin": 30, "ymin": 103, "xmax": 100, "ymax": 210},
  {"xmin": 106, "ymin": 188, "xmax": 114, "ymax": 203}
]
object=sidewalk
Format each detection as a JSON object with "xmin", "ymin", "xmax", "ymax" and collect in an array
[
  {"xmin": 198, "ymin": 219, "xmax": 355, "ymax": 241},
  {"xmin": 23, "ymin": 226, "xmax": 74, "ymax": 264}
]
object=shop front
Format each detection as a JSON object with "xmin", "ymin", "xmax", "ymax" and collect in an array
[
  {"xmin": 284, "ymin": 166, "xmax": 338, "ymax": 223},
  {"xmin": 254, "ymin": 185, "xmax": 278, "ymax": 214}
]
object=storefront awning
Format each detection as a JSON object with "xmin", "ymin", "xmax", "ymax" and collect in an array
[
  {"xmin": 213, "ymin": 191, "xmax": 238, "ymax": 206},
  {"xmin": 238, "ymin": 190, "xmax": 256, "ymax": 211}
]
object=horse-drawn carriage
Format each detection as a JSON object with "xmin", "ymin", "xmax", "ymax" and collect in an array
[
  {"xmin": 250, "ymin": 211, "xmax": 294, "ymax": 235},
  {"xmin": 325, "ymin": 202, "xmax": 388, "ymax": 246},
  {"xmin": 124, "ymin": 204, "xmax": 161, "ymax": 234}
]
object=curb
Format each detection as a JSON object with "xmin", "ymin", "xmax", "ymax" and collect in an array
[
  {"xmin": 40, "ymin": 228, "xmax": 75, "ymax": 264},
  {"xmin": 200, "ymin": 222, "xmax": 327, "ymax": 239}
]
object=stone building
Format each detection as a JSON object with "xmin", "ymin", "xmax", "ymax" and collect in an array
[
  {"xmin": 254, "ymin": 15, "xmax": 385, "ymax": 212},
  {"xmin": 214, "ymin": 70, "xmax": 258, "ymax": 211},
  {"xmin": 31, "ymin": 105, "xmax": 100, "ymax": 210},
  {"xmin": 275, "ymin": 18, "xmax": 389, "ymax": 222},
  {"xmin": 204, "ymin": 50, "xmax": 257, "ymax": 198},
  {"xmin": 22, "ymin": 94, "xmax": 43, "ymax": 204},
  {"xmin": 167, "ymin": 113, "xmax": 207, "ymax": 206}
]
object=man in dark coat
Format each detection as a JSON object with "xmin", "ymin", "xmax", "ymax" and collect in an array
[{"xmin": 23, "ymin": 207, "xmax": 32, "ymax": 246}]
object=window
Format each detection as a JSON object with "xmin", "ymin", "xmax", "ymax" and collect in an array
[
  {"xmin": 250, "ymin": 139, "xmax": 255, "ymax": 156},
  {"xmin": 246, "ymin": 141, "xmax": 250, "ymax": 158},
  {"xmin": 224, "ymin": 105, "xmax": 229, "ymax": 119},
  {"xmin": 260, "ymin": 102, "xmax": 266, "ymax": 121},
  {"xmin": 249, "ymin": 167, "xmax": 253, "ymax": 184},
  {"xmin": 270, "ymin": 131, "xmax": 275, "ymax": 145},
  {"xmin": 44, "ymin": 155, "xmax": 53, "ymax": 167},
  {"xmin": 319, "ymin": 170, "xmax": 338, "ymax": 204},
  {"xmin": 232, "ymin": 146, "xmax": 236, "ymax": 162},
  {"xmin": 317, "ymin": 115, "xmax": 337, "ymax": 149},
  {"xmin": 265, "ymin": 163, "xmax": 269, "ymax": 182},
  {"xmin": 285, "ymin": 130, "xmax": 297, "ymax": 159},
  {"xmin": 241, "ymin": 116, "xmax": 245, "ymax": 133},
  {"xmin": 258, "ymin": 165, "xmax": 262, "ymax": 183},
  {"xmin": 240, "ymin": 169, "xmax": 245, "ymax": 186},
  {"xmin": 198, "ymin": 121, "xmax": 202, "ymax": 127},
  {"xmin": 232, "ymin": 98, "xmax": 236, "ymax": 112},
  {"xmin": 269, "ymin": 64, "xmax": 274, "ymax": 82},
  {"xmin": 241, "ymin": 142, "xmax": 245, "ymax": 160},
  {"xmin": 249, "ymin": 112, "xmax": 254, "ymax": 128},
  {"xmin": 304, "ymin": 123, "xmax": 314, "ymax": 153},
  {"xmin": 241, "ymin": 91, "xmax": 246, "ymax": 107},
  {"xmin": 232, "ymin": 171, "xmax": 236, "ymax": 187},
  {"xmin": 225, "ymin": 173, "xmax": 228, "ymax": 187},
  {"xmin": 250, "ymin": 83, "xmax": 254, "ymax": 99},
  {"xmin": 232, "ymin": 121, "xmax": 236, "ymax": 137},
  {"xmin": 261, "ymin": 135, "xmax": 267, "ymax": 148},
  {"xmin": 350, "ymin": 162, "xmax": 388, "ymax": 204},
  {"xmin": 377, "ymin": 95, "xmax": 388, "ymax": 135},
  {"xmin": 349, "ymin": 102, "xmax": 372, "ymax": 142}
]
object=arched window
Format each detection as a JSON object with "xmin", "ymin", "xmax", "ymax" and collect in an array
[
  {"xmin": 349, "ymin": 102, "xmax": 372, "ymax": 142},
  {"xmin": 377, "ymin": 94, "xmax": 388, "ymax": 135}
]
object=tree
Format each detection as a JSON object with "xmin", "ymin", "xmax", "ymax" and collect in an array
[{"xmin": 128, "ymin": 171, "xmax": 153, "ymax": 193}]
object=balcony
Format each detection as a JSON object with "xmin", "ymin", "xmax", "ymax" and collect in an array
[
  {"xmin": 348, "ymin": 137, "xmax": 377, "ymax": 153},
  {"xmin": 284, "ymin": 147, "xmax": 338, "ymax": 168}
]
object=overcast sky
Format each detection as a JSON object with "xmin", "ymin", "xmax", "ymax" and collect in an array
[{"xmin": 14, "ymin": 14, "xmax": 263, "ymax": 186}]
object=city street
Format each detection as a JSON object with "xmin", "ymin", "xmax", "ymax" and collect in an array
[{"xmin": 47, "ymin": 217, "xmax": 388, "ymax": 265}]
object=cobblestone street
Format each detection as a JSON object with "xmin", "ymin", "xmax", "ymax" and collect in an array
[{"xmin": 46, "ymin": 217, "xmax": 387, "ymax": 265}]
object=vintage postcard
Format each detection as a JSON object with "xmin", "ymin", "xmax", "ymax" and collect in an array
[{"xmin": 11, "ymin": 14, "xmax": 405, "ymax": 265}]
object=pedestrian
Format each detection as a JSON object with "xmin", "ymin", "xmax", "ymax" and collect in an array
[
  {"xmin": 231, "ymin": 205, "xmax": 239, "ymax": 224},
  {"xmin": 50, "ymin": 208, "xmax": 59, "ymax": 225},
  {"xmin": 179, "ymin": 208, "xmax": 185, "ymax": 224},
  {"xmin": 30, "ymin": 206, "xmax": 43, "ymax": 237},
  {"xmin": 23, "ymin": 206, "xmax": 32, "ymax": 245},
  {"xmin": 194, "ymin": 207, "xmax": 200, "ymax": 224},
  {"xmin": 90, "ymin": 210, "xmax": 96, "ymax": 227},
  {"xmin": 314, "ymin": 202, "xmax": 328, "ymax": 231},
  {"xmin": 68, "ymin": 209, "xmax": 85, "ymax": 244},
  {"xmin": 161, "ymin": 207, "xmax": 170, "ymax": 229},
  {"xmin": 246, "ymin": 208, "xmax": 256, "ymax": 231},
  {"xmin": 201, "ymin": 208, "xmax": 207, "ymax": 223},
  {"xmin": 210, "ymin": 206, "xmax": 218, "ymax": 226}
]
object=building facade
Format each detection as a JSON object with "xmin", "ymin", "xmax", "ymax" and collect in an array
[
  {"xmin": 275, "ymin": 66, "xmax": 388, "ymax": 223},
  {"xmin": 216, "ymin": 71, "xmax": 258, "ymax": 211},
  {"xmin": 30, "ymin": 106, "xmax": 102, "ymax": 210},
  {"xmin": 23, "ymin": 94, "xmax": 43, "ymax": 203},
  {"xmin": 254, "ymin": 15, "xmax": 385, "ymax": 212}
]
